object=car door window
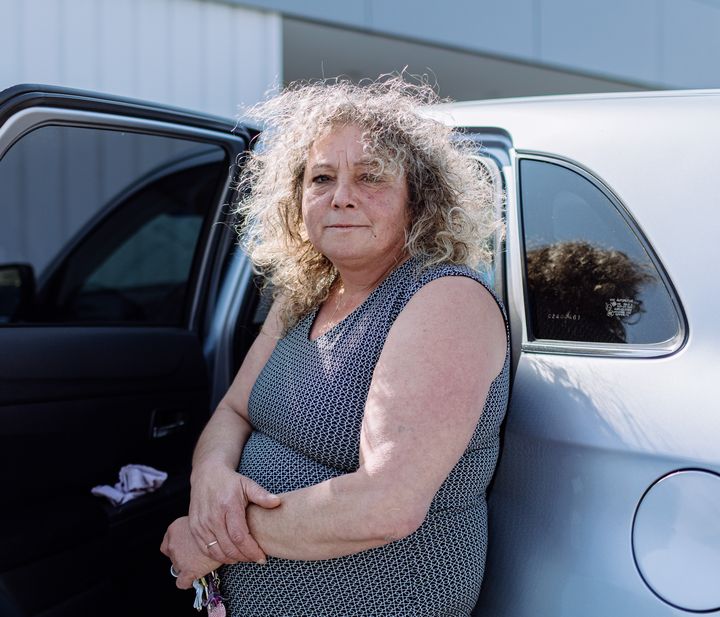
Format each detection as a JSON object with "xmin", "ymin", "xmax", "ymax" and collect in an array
[
  {"xmin": 0, "ymin": 124, "xmax": 229, "ymax": 325},
  {"xmin": 519, "ymin": 158, "xmax": 681, "ymax": 346}
]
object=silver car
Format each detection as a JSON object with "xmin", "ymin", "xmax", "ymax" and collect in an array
[
  {"xmin": 426, "ymin": 90, "xmax": 720, "ymax": 616},
  {"xmin": 0, "ymin": 85, "xmax": 717, "ymax": 616}
]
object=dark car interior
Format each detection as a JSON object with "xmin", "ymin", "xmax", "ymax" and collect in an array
[{"xmin": 0, "ymin": 85, "xmax": 252, "ymax": 616}]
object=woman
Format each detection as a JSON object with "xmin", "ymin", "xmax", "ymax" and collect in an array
[{"xmin": 161, "ymin": 77, "xmax": 509, "ymax": 616}]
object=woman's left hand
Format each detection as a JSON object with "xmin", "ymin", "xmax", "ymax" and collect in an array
[{"xmin": 160, "ymin": 516, "xmax": 223, "ymax": 589}]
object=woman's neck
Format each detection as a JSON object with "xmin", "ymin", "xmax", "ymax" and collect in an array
[{"xmin": 333, "ymin": 251, "xmax": 409, "ymax": 296}]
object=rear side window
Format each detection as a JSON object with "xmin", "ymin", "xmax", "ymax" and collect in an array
[
  {"xmin": 519, "ymin": 158, "xmax": 681, "ymax": 346},
  {"xmin": 0, "ymin": 124, "xmax": 229, "ymax": 325}
]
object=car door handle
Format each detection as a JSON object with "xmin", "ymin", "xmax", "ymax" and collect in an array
[{"xmin": 149, "ymin": 408, "xmax": 190, "ymax": 439}]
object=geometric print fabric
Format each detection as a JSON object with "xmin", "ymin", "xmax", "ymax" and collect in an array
[{"xmin": 221, "ymin": 257, "xmax": 511, "ymax": 616}]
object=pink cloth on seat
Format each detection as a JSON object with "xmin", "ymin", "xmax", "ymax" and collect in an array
[{"xmin": 91, "ymin": 464, "xmax": 168, "ymax": 506}]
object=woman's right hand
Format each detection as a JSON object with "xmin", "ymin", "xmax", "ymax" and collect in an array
[
  {"xmin": 189, "ymin": 462, "xmax": 281, "ymax": 564},
  {"xmin": 161, "ymin": 516, "xmax": 222, "ymax": 589}
]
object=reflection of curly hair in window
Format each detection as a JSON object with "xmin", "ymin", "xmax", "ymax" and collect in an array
[{"xmin": 526, "ymin": 241, "xmax": 655, "ymax": 343}]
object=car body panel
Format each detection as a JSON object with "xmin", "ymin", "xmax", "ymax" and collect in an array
[{"xmin": 427, "ymin": 91, "xmax": 720, "ymax": 616}]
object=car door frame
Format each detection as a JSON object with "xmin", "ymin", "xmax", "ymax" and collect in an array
[{"xmin": 0, "ymin": 83, "xmax": 252, "ymax": 617}]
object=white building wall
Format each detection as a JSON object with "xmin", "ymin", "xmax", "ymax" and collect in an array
[{"xmin": 0, "ymin": 0, "xmax": 282, "ymax": 116}]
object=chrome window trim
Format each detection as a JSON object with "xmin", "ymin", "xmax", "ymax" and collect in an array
[
  {"xmin": 0, "ymin": 106, "xmax": 247, "ymax": 334},
  {"xmin": 461, "ymin": 130, "xmax": 512, "ymax": 299},
  {"xmin": 470, "ymin": 153, "xmax": 506, "ymax": 299},
  {"xmin": 502, "ymin": 152, "xmax": 525, "ymax": 369},
  {"xmin": 512, "ymin": 150, "xmax": 687, "ymax": 358}
]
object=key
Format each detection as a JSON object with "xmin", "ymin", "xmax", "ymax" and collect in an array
[{"xmin": 192, "ymin": 578, "xmax": 207, "ymax": 612}]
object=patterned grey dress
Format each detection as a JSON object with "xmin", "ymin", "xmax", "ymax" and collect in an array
[{"xmin": 221, "ymin": 257, "xmax": 510, "ymax": 616}]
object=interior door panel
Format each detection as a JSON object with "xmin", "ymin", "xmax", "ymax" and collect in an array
[{"xmin": 0, "ymin": 84, "xmax": 250, "ymax": 616}]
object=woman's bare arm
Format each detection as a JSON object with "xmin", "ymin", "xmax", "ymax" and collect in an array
[
  {"xmin": 246, "ymin": 276, "xmax": 507, "ymax": 560},
  {"xmin": 187, "ymin": 298, "xmax": 285, "ymax": 564}
]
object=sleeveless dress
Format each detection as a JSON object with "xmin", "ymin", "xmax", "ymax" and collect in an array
[{"xmin": 221, "ymin": 257, "xmax": 510, "ymax": 616}]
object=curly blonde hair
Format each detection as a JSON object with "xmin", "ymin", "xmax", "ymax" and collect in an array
[{"xmin": 236, "ymin": 75, "xmax": 499, "ymax": 332}]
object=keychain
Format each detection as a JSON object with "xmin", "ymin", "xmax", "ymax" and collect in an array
[
  {"xmin": 191, "ymin": 571, "xmax": 226, "ymax": 616},
  {"xmin": 206, "ymin": 571, "xmax": 226, "ymax": 617}
]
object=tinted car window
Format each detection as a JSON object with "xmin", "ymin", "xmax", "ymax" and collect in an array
[
  {"xmin": 519, "ymin": 158, "xmax": 680, "ymax": 345},
  {"xmin": 0, "ymin": 125, "xmax": 228, "ymax": 325}
]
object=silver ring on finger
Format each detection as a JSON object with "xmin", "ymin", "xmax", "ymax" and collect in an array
[
  {"xmin": 170, "ymin": 564, "xmax": 180, "ymax": 577},
  {"xmin": 206, "ymin": 539, "xmax": 219, "ymax": 549}
]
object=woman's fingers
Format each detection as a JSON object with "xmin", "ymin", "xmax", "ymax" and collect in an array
[
  {"xmin": 162, "ymin": 517, "xmax": 224, "ymax": 589},
  {"xmin": 176, "ymin": 570, "xmax": 194, "ymax": 590},
  {"xmin": 188, "ymin": 471, "xmax": 279, "ymax": 563},
  {"xmin": 204, "ymin": 518, "xmax": 248, "ymax": 563},
  {"xmin": 189, "ymin": 467, "xmax": 243, "ymax": 561},
  {"xmin": 226, "ymin": 507, "xmax": 267, "ymax": 564},
  {"xmin": 190, "ymin": 512, "xmax": 244, "ymax": 563},
  {"xmin": 190, "ymin": 501, "xmax": 259, "ymax": 563},
  {"xmin": 221, "ymin": 477, "xmax": 280, "ymax": 562},
  {"xmin": 244, "ymin": 478, "xmax": 281, "ymax": 509}
]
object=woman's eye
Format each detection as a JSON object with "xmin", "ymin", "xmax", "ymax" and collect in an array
[
  {"xmin": 312, "ymin": 174, "xmax": 331, "ymax": 184},
  {"xmin": 360, "ymin": 173, "xmax": 382, "ymax": 184}
]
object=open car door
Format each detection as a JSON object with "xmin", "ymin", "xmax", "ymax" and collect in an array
[{"xmin": 0, "ymin": 84, "xmax": 252, "ymax": 617}]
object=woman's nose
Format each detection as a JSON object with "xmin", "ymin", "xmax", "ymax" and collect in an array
[{"xmin": 331, "ymin": 178, "xmax": 356, "ymax": 209}]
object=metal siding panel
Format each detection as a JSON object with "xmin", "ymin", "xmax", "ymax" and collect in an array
[
  {"xmin": 0, "ymin": 0, "xmax": 22, "ymax": 90},
  {"xmin": 99, "ymin": 0, "xmax": 137, "ymax": 95},
  {"xmin": 2, "ymin": 0, "xmax": 279, "ymax": 116},
  {"xmin": 233, "ymin": 9, "xmax": 282, "ymax": 110},
  {"xmin": 265, "ymin": 12, "xmax": 283, "ymax": 90},
  {"xmin": 226, "ymin": 0, "xmax": 366, "ymax": 26},
  {"xmin": 662, "ymin": 0, "xmax": 720, "ymax": 87},
  {"xmin": 232, "ymin": 7, "xmax": 253, "ymax": 111},
  {"xmin": 370, "ymin": 0, "xmax": 536, "ymax": 59},
  {"xmin": 136, "ymin": 0, "xmax": 171, "ymax": 102},
  {"xmin": 169, "ymin": 0, "xmax": 204, "ymax": 110},
  {"xmin": 202, "ymin": 1, "xmax": 235, "ymax": 116},
  {"xmin": 20, "ymin": 0, "xmax": 63, "ymax": 85},
  {"xmin": 263, "ymin": 0, "xmax": 718, "ymax": 91},
  {"xmin": 539, "ymin": 0, "xmax": 661, "ymax": 83},
  {"xmin": 61, "ymin": 0, "xmax": 99, "ymax": 90}
]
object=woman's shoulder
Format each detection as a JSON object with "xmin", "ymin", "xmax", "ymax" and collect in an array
[
  {"xmin": 401, "ymin": 257, "xmax": 505, "ymax": 318},
  {"xmin": 386, "ymin": 268, "xmax": 508, "ymax": 379},
  {"xmin": 387, "ymin": 259, "xmax": 507, "ymax": 371}
]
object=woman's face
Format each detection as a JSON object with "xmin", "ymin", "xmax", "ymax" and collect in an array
[{"xmin": 301, "ymin": 124, "xmax": 409, "ymax": 270}]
